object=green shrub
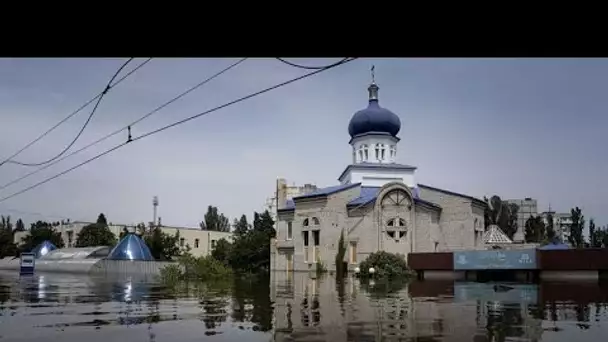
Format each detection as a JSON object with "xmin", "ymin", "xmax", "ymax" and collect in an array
[
  {"xmin": 159, "ymin": 264, "xmax": 183, "ymax": 285},
  {"xmin": 315, "ymin": 261, "xmax": 327, "ymax": 275},
  {"xmin": 159, "ymin": 254, "xmax": 232, "ymax": 285},
  {"xmin": 358, "ymin": 251, "xmax": 412, "ymax": 279}
]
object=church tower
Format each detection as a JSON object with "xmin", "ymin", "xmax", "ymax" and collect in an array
[{"xmin": 339, "ymin": 67, "xmax": 417, "ymax": 188}]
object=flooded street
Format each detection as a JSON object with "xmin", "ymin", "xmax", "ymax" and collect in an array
[{"xmin": 1, "ymin": 271, "xmax": 608, "ymax": 341}]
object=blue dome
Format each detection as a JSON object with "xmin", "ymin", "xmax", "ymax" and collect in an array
[
  {"xmin": 32, "ymin": 240, "xmax": 57, "ymax": 258},
  {"xmin": 108, "ymin": 233, "xmax": 154, "ymax": 261},
  {"xmin": 348, "ymin": 83, "xmax": 401, "ymax": 139}
]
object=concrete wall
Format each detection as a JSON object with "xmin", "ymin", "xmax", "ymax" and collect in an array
[
  {"xmin": 417, "ymin": 186, "xmax": 481, "ymax": 252},
  {"xmin": 90, "ymin": 259, "xmax": 175, "ymax": 277}
]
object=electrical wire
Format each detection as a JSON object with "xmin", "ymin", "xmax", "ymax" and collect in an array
[
  {"xmin": 0, "ymin": 58, "xmax": 248, "ymax": 192},
  {"xmin": 4, "ymin": 58, "xmax": 135, "ymax": 167},
  {"xmin": 276, "ymin": 58, "xmax": 351, "ymax": 70},
  {"xmin": 0, "ymin": 57, "xmax": 357, "ymax": 204},
  {"xmin": 0, "ymin": 58, "xmax": 151, "ymax": 167}
]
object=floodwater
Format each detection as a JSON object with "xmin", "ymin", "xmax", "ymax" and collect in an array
[{"xmin": 1, "ymin": 272, "xmax": 608, "ymax": 342}]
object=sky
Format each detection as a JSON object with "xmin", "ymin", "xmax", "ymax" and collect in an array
[{"xmin": 0, "ymin": 58, "xmax": 606, "ymax": 232}]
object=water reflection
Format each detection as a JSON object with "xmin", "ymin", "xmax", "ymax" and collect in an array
[
  {"xmin": 271, "ymin": 272, "xmax": 608, "ymax": 342},
  {"xmin": 2, "ymin": 270, "xmax": 608, "ymax": 341}
]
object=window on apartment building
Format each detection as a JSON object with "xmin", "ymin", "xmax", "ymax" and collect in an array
[
  {"xmin": 180, "ymin": 238, "xmax": 185, "ymax": 247},
  {"xmin": 194, "ymin": 239, "xmax": 199, "ymax": 248},
  {"xmin": 303, "ymin": 218, "xmax": 309, "ymax": 227},
  {"xmin": 287, "ymin": 222, "xmax": 293, "ymax": 240}
]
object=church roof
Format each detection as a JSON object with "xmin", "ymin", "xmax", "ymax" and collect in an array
[
  {"xmin": 348, "ymin": 82, "xmax": 401, "ymax": 139},
  {"xmin": 338, "ymin": 163, "xmax": 417, "ymax": 182},
  {"xmin": 418, "ymin": 184, "xmax": 486, "ymax": 206},
  {"xmin": 292, "ymin": 182, "xmax": 361, "ymax": 201},
  {"xmin": 346, "ymin": 186, "xmax": 441, "ymax": 210},
  {"xmin": 483, "ymin": 225, "xmax": 513, "ymax": 244}
]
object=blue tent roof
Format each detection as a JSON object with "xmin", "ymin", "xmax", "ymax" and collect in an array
[
  {"xmin": 107, "ymin": 233, "xmax": 154, "ymax": 261},
  {"xmin": 538, "ymin": 243, "xmax": 570, "ymax": 250},
  {"xmin": 32, "ymin": 240, "xmax": 57, "ymax": 258}
]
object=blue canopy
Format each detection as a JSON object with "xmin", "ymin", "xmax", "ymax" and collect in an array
[
  {"xmin": 538, "ymin": 243, "xmax": 570, "ymax": 250},
  {"xmin": 32, "ymin": 240, "xmax": 57, "ymax": 258},
  {"xmin": 107, "ymin": 233, "xmax": 154, "ymax": 261}
]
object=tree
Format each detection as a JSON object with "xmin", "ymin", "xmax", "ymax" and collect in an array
[
  {"xmin": 75, "ymin": 224, "xmax": 117, "ymax": 247},
  {"xmin": 19, "ymin": 221, "xmax": 64, "ymax": 252},
  {"xmin": 546, "ymin": 213, "xmax": 556, "ymax": 242},
  {"xmin": 212, "ymin": 238, "xmax": 233, "ymax": 266},
  {"xmin": 142, "ymin": 227, "xmax": 183, "ymax": 261},
  {"xmin": 1, "ymin": 215, "xmax": 13, "ymax": 231},
  {"xmin": 335, "ymin": 229, "xmax": 347, "ymax": 277},
  {"xmin": 233, "ymin": 215, "xmax": 250, "ymax": 237},
  {"xmin": 96, "ymin": 213, "xmax": 108, "ymax": 226},
  {"xmin": 14, "ymin": 219, "xmax": 25, "ymax": 232},
  {"xmin": 200, "ymin": 206, "xmax": 230, "ymax": 232},
  {"xmin": 484, "ymin": 195, "xmax": 519, "ymax": 240},
  {"xmin": 569, "ymin": 207, "xmax": 585, "ymax": 248},
  {"xmin": 74, "ymin": 213, "xmax": 116, "ymax": 247},
  {"xmin": 524, "ymin": 216, "xmax": 546, "ymax": 243},
  {"xmin": 0, "ymin": 219, "xmax": 17, "ymax": 258},
  {"xmin": 589, "ymin": 219, "xmax": 597, "ymax": 247},
  {"xmin": 226, "ymin": 210, "xmax": 275, "ymax": 273}
]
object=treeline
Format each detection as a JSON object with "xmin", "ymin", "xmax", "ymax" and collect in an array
[
  {"xmin": 1, "ymin": 207, "xmax": 278, "ymax": 272},
  {"xmin": 0, "ymin": 213, "xmax": 188, "ymax": 260},
  {"xmin": 525, "ymin": 206, "xmax": 608, "ymax": 248},
  {"xmin": 211, "ymin": 211, "xmax": 276, "ymax": 273},
  {"xmin": 483, "ymin": 195, "xmax": 519, "ymax": 240}
]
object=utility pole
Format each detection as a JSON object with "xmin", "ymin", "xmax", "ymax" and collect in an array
[{"xmin": 152, "ymin": 196, "xmax": 159, "ymax": 232}]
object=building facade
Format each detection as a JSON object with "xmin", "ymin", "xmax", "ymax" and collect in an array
[
  {"xmin": 539, "ymin": 211, "xmax": 573, "ymax": 243},
  {"xmin": 270, "ymin": 77, "xmax": 487, "ymax": 272},
  {"xmin": 506, "ymin": 198, "xmax": 538, "ymax": 242},
  {"xmin": 264, "ymin": 179, "xmax": 318, "ymax": 227}
]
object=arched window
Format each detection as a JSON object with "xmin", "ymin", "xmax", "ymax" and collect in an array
[
  {"xmin": 387, "ymin": 218, "xmax": 405, "ymax": 227},
  {"xmin": 363, "ymin": 144, "xmax": 369, "ymax": 161},
  {"xmin": 375, "ymin": 144, "xmax": 380, "ymax": 160},
  {"xmin": 358, "ymin": 149, "xmax": 363, "ymax": 162},
  {"xmin": 380, "ymin": 144, "xmax": 385, "ymax": 160},
  {"xmin": 390, "ymin": 145, "xmax": 396, "ymax": 159},
  {"xmin": 312, "ymin": 217, "xmax": 320, "ymax": 225},
  {"xmin": 303, "ymin": 218, "xmax": 309, "ymax": 227}
]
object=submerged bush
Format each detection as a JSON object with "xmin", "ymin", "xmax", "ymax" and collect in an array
[
  {"xmin": 358, "ymin": 251, "xmax": 412, "ymax": 279},
  {"xmin": 159, "ymin": 254, "xmax": 232, "ymax": 285}
]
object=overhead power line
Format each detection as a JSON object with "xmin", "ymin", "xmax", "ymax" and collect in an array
[
  {"xmin": 0, "ymin": 58, "xmax": 151, "ymax": 167},
  {"xmin": 276, "ymin": 58, "xmax": 351, "ymax": 70},
  {"xmin": 0, "ymin": 57, "xmax": 357, "ymax": 204},
  {"xmin": 0, "ymin": 58, "xmax": 248, "ymax": 192}
]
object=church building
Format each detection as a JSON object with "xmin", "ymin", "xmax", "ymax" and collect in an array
[{"xmin": 270, "ymin": 74, "xmax": 487, "ymax": 272}]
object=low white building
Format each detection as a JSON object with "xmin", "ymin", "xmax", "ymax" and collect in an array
[{"xmin": 13, "ymin": 221, "xmax": 232, "ymax": 258}]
